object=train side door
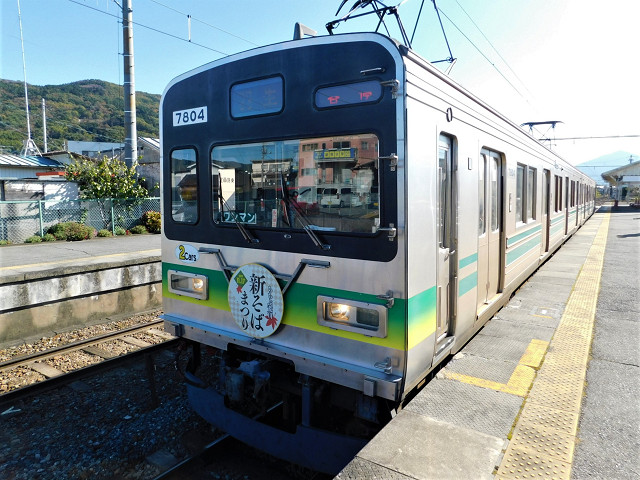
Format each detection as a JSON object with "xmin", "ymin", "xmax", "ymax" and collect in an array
[
  {"xmin": 477, "ymin": 150, "xmax": 502, "ymax": 309},
  {"xmin": 541, "ymin": 169, "xmax": 550, "ymax": 253},
  {"xmin": 436, "ymin": 135, "xmax": 455, "ymax": 343}
]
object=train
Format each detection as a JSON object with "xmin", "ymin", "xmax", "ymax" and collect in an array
[{"xmin": 160, "ymin": 30, "xmax": 595, "ymax": 474}]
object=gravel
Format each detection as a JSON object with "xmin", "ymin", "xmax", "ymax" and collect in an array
[
  {"xmin": 0, "ymin": 311, "xmax": 219, "ymax": 480},
  {"xmin": 0, "ymin": 311, "xmax": 163, "ymax": 362}
]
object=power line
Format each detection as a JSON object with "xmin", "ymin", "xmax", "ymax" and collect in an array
[
  {"xmin": 435, "ymin": 5, "xmax": 529, "ymax": 104},
  {"xmin": 146, "ymin": 0, "xmax": 259, "ymax": 47},
  {"xmin": 66, "ymin": 0, "xmax": 228, "ymax": 56},
  {"xmin": 539, "ymin": 135, "xmax": 640, "ymax": 141},
  {"xmin": 453, "ymin": 0, "xmax": 535, "ymax": 102}
]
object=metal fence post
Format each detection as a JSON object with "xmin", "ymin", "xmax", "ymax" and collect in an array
[
  {"xmin": 111, "ymin": 198, "xmax": 116, "ymax": 235},
  {"xmin": 38, "ymin": 200, "xmax": 44, "ymax": 237}
]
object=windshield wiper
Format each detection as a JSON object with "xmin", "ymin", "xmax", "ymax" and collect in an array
[
  {"xmin": 280, "ymin": 173, "xmax": 330, "ymax": 251},
  {"xmin": 218, "ymin": 194, "xmax": 259, "ymax": 244}
]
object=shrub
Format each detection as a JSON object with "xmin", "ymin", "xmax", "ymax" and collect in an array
[
  {"xmin": 48, "ymin": 222, "xmax": 69, "ymax": 240},
  {"xmin": 25, "ymin": 235, "xmax": 42, "ymax": 243},
  {"xmin": 130, "ymin": 225, "xmax": 148, "ymax": 235},
  {"xmin": 0, "ymin": 240, "xmax": 11, "ymax": 246},
  {"xmin": 97, "ymin": 229, "xmax": 113, "ymax": 237},
  {"xmin": 65, "ymin": 223, "xmax": 94, "ymax": 241},
  {"xmin": 140, "ymin": 210, "xmax": 161, "ymax": 234},
  {"xmin": 48, "ymin": 222, "xmax": 94, "ymax": 241},
  {"xmin": 42, "ymin": 233, "xmax": 56, "ymax": 242},
  {"xmin": 114, "ymin": 226, "xmax": 126, "ymax": 236}
]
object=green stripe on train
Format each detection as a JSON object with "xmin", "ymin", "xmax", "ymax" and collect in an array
[
  {"xmin": 162, "ymin": 262, "xmax": 438, "ymax": 350},
  {"xmin": 459, "ymin": 271, "xmax": 478, "ymax": 297},
  {"xmin": 506, "ymin": 233, "xmax": 542, "ymax": 265},
  {"xmin": 507, "ymin": 224, "xmax": 542, "ymax": 247}
]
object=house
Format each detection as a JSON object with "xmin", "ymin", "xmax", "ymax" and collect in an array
[
  {"xmin": 601, "ymin": 159, "xmax": 640, "ymax": 205},
  {"xmin": 137, "ymin": 137, "xmax": 160, "ymax": 195},
  {"xmin": 0, "ymin": 153, "xmax": 72, "ymax": 201}
]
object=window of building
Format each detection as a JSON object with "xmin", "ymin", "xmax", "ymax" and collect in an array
[{"xmin": 302, "ymin": 143, "xmax": 318, "ymax": 152}]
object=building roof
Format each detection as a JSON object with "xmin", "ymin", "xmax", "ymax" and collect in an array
[
  {"xmin": 139, "ymin": 137, "xmax": 160, "ymax": 151},
  {"xmin": 601, "ymin": 160, "xmax": 640, "ymax": 184},
  {"xmin": 0, "ymin": 153, "xmax": 64, "ymax": 168}
]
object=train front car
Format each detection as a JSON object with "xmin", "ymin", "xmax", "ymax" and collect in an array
[{"xmin": 161, "ymin": 33, "xmax": 410, "ymax": 473}]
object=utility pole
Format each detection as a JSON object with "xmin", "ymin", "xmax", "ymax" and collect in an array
[
  {"xmin": 42, "ymin": 98, "xmax": 48, "ymax": 153},
  {"xmin": 122, "ymin": 0, "xmax": 137, "ymax": 168},
  {"xmin": 17, "ymin": 0, "xmax": 40, "ymax": 156}
]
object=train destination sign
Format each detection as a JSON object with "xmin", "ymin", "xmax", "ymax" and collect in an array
[
  {"xmin": 315, "ymin": 80, "xmax": 382, "ymax": 108},
  {"xmin": 230, "ymin": 76, "xmax": 283, "ymax": 118},
  {"xmin": 228, "ymin": 263, "xmax": 284, "ymax": 338}
]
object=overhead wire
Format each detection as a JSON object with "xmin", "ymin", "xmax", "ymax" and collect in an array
[
  {"xmin": 434, "ymin": 4, "xmax": 530, "ymax": 105},
  {"xmin": 145, "ymin": 0, "xmax": 259, "ymax": 47},
  {"xmin": 66, "ymin": 0, "xmax": 228, "ymax": 55},
  {"xmin": 453, "ymin": 0, "xmax": 535, "ymax": 102}
]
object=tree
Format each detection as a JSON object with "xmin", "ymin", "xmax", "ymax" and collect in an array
[{"xmin": 65, "ymin": 156, "xmax": 149, "ymax": 228}]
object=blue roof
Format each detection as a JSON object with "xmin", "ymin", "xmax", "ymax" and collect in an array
[{"xmin": 0, "ymin": 153, "xmax": 64, "ymax": 168}]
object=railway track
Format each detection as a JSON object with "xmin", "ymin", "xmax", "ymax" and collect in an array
[
  {"xmin": 0, "ymin": 319, "xmax": 178, "ymax": 408},
  {"xmin": 151, "ymin": 400, "xmax": 331, "ymax": 480}
]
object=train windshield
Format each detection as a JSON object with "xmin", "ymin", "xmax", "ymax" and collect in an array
[{"xmin": 211, "ymin": 134, "xmax": 380, "ymax": 234}]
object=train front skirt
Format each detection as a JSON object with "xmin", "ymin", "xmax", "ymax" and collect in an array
[{"xmin": 185, "ymin": 371, "xmax": 368, "ymax": 474}]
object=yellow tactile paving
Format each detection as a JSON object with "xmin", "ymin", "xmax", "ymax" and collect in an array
[
  {"xmin": 441, "ymin": 338, "xmax": 549, "ymax": 397},
  {"xmin": 496, "ymin": 212, "xmax": 610, "ymax": 480},
  {"xmin": 518, "ymin": 339, "xmax": 549, "ymax": 368}
]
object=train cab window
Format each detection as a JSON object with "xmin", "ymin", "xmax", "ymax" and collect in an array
[
  {"xmin": 170, "ymin": 148, "xmax": 198, "ymax": 224},
  {"xmin": 210, "ymin": 134, "xmax": 380, "ymax": 234}
]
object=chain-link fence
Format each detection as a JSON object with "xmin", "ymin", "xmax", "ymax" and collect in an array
[{"xmin": 0, "ymin": 197, "xmax": 160, "ymax": 243}]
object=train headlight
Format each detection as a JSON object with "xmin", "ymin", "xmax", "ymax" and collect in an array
[
  {"xmin": 328, "ymin": 302, "xmax": 352, "ymax": 321},
  {"xmin": 167, "ymin": 270, "xmax": 208, "ymax": 300},
  {"xmin": 318, "ymin": 296, "xmax": 387, "ymax": 338}
]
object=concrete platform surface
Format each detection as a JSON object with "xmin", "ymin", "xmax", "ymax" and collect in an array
[
  {"xmin": 337, "ymin": 205, "xmax": 640, "ymax": 480},
  {"xmin": 0, "ymin": 234, "xmax": 160, "ymax": 284}
]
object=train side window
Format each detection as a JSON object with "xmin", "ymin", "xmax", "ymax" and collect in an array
[
  {"xmin": 170, "ymin": 148, "xmax": 198, "ymax": 224},
  {"xmin": 555, "ymin": 175, "xmax": 563, "ymax": 212},
  {"xmin": 516, "ymin": 164, "xmax": 525, "ymax": 223},
  {"xmin": 479, "ymin": 154, "xmax": 486, "ymax": 235},
  {"xmin": 527, "ymin": 167, "xmax": 536, "ymax": 221},
  {"xmin": 490, "ymin": 156, "xmax": 499, "ymax": 232}
]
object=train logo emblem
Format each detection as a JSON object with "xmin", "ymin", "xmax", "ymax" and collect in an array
[{"xmin": 228, "ymin": 264, "xmax": 284, "ymax": 338}]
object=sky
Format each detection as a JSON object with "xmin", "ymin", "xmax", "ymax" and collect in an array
[{"xmin": 1, "ymin": 0, "xmax": 639, "ymax": 165}]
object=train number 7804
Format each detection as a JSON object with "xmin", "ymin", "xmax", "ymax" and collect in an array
[{"xmin": 173, "ymin": 106, "xmax": 208, "ymax": 127}]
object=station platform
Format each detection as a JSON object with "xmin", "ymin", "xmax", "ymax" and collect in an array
[
  {"xmin": 0, "ymin": 235, "xmax": 161, "ymax": 346},
  {"xmin": 337, "ymin": 205, "xmax": 639, "ymax": 480},
  {"xmin": 0, "ymin": 234, "xmax": 160, "ymax": 284}
]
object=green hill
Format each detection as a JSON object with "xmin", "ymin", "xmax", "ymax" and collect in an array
[{"xmin": 0, "ymin": 79, "xmax": 159, "ymax": 153}]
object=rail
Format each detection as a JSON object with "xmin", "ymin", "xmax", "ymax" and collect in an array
[{"xmin": 0, "ymin": 320, "xmax": 177, "ymax": 408}]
